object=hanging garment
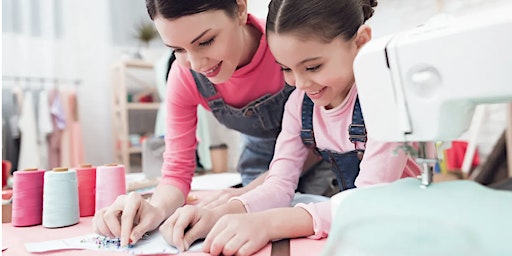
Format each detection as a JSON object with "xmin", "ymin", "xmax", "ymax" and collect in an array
[
  {"xmin": 2, "ymin": 88, "xmax": 21, "ymax": 172},
  {"xmin": 60, "ymin": 90, "xmax": 71, "ymax": 167},
  {"xmin": 48, "ymin": 88, "xmax": 66, "ymax": 169},
  {"xmin": 17, "ymin": 90, "xmax": 41, "ymax": 171},
  {"xmin": 68, "ymin": 91, "xmax": 85, "ymax": 167},
  {"xmin": 38, "ymin": 90, "xmax": 54, "ymax": 170}
]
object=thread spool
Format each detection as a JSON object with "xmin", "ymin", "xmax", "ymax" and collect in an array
[
  {"xmin": 95, "ymin": 164, "xmax": 126, "ymax": 211},
  {"xmin": 76, "ymin": 164, "xmax": 96, "ymax": 217},
  {"xmin": 42, "ymin": 167, "xmax": 80, "ymax": 228},
  {"xmin": 12, "ymin": 168, "xmax": 45, "ymax": 227}
]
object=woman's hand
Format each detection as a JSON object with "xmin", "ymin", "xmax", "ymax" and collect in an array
[
  {"xmin": 197, "ymin": 171, "xmax": 269, "ymax": 209},
  {"xmin": 196, "ymin": 187, "xmax": 245, "ymax": 208},
  {"xmin": 159, "ymin": 205, "xmax": 223, "ymax": 251},
  {"xmin": 92, "ymin": 192, "xmax": 166, "ymax": 247},
  {"xmin": 203, "ymin": 212, "xmax": 271, "ymax": 256}
]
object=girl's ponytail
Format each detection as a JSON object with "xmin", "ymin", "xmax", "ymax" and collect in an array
[{"xmin": 362, "ymin": 0, "xmax": 378, "ymax": 22}]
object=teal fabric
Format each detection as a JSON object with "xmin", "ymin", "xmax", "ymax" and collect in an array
[{"xmin": 323, "ymin": 178, "xmax": 512, "ymax": 256}]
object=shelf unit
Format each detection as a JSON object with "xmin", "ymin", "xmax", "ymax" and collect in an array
[{"xmin": 111, "ymin": 59, "xmax": 159, "ymax": 173}]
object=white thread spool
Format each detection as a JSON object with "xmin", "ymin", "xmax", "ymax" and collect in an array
[
  {"xmin": 42, "ymin": 167, "xmax": 80, "ymax": 228},
  {"xmin": 95, "ymin": 164, "xmax": 126, "ymax": 211}
]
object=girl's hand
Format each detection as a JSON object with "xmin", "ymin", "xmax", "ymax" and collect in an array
[
  {"xmin": 203, "ymin": 212, "xmax": 271, "ymax": 256},
  {"xmin": 159, "ymin": 205, "xmax": 222, "ymax": 251}
]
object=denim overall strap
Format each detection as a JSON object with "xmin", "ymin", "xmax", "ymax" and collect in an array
[
  {"xmin": 348, "ymin": 97, "xmax": 367, "ymax": 144},
  {"xmin": 190, "ymin": 70, "xmax": 294, "ymax": 138},
  {"xmin": 300, "ymin": 95, "xmax": 317, "ymax": 150},
  {"xmin": 300, "ymin": 94, "xmax": 366, "ymax": 192},
  {"xmin": 190, "ymin": 70, "xmax": 295, "ymax": 185},
  {"xmin": 191, "ymin": 70, "xmax": 225, "ymax": 112}
]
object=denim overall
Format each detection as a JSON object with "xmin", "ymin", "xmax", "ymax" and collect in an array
[
  {"xmin": 191, "ymin": 71, "xmax": 295, "ymax": 185},
  {"xmin": 300, "ymin": 95, "xmax": 366, "ymax": 191}
]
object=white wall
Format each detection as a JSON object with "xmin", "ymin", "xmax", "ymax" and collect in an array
[{"xmin": 248, "ymin": 0, "xmax": 272, "ymax": 18}]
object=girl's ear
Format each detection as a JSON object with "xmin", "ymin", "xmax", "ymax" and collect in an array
[
  {"xmin": 236, "ymin": 0, "xmax": 249, "ymax": 25},
  {"xmin": 355, "ymin": 25, "xmax": 372, "ymax": 50}
]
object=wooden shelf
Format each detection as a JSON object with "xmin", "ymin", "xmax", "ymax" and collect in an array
[
  {"xmin": 129, "ymin": 147, "xmax": 142, "ymax": 154},
  {"xmin": 111, "ymin": 60, "xmax": 158, "ymax": 173},
  {"xmin": 113, "ymin": 59, "xmax": 154, "ymax": 69}
]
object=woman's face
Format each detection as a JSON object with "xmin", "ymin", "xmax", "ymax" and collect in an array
[
  {"xmin": 268, "ymin": 28, "xmax": 370, "ymax": 109},
  {"xmin": 154, "ymin": 10, "xmax": 245, "ymax": 84}
]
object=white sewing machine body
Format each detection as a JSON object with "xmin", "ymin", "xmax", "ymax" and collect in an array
[
  {"xmin": 354, "ymin": 11, "xmax": 512, "ymax": 142},
  {"xmin": 324, "ymin": 7, "xmax": 512, "ymax": 256}
]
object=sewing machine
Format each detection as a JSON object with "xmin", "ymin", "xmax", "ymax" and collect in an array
[
  {"xmin": 323, "ymin": 6, "xmax": 512, "ymax": 256},
  {"xmin": 354, "ymin": 8, "xmax": 512, "ymax": 187}
]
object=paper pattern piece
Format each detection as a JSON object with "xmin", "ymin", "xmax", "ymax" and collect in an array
[{"xmin": 25, "ymin": 231, "xmax": 203, "ymax": 255}]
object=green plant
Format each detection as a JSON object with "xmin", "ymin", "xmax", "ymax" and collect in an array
[{"xmin": 134, "ymin": 21, "xmax": 158, "ymax": 48}]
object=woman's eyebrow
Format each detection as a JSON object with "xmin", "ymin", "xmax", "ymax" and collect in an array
[
  {"xmin": 166, "ymin": 28, "xmax": 212, "ymax": 48},
  {"xmin": 190, "ymin": 29, "xmax": 211, "ymax": 44}
]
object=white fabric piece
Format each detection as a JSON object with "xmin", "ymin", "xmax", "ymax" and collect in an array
[
  {"xmin": 38, "ymin": 90, "xmax": 53, "ymax": 170},
  {"xmin": 17, "ymin": 91, "xmax": 41, "ymax": 171},
  {"xmin": 25, "ymin": 232, "xmax": 203, "ymax": 255}
]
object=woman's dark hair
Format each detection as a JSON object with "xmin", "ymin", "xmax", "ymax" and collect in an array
[
  {"xmin": 267, "ymin": 0, "xmax": 378, "ymax": 42},
  {"xmin": 146, "ymin": 0, "xmax": 239, "ymax": 20}
]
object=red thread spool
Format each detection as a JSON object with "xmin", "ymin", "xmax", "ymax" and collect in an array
[
  {"xmin": 76, "ymin": 164, "xmax": 96, "ymax": 217},
  {"xmin": 2, "ymin": 160, "xmax": 12, "ymax": 188},
  {"xmin": 12, "ymin": 168, "xmax": 45, "ymax": 227}
]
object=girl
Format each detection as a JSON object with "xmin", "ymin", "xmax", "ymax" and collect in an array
[
  {"xmin": 92, "ymin": 0, "xmax": 334, "ymax": 247},
  {"xmin": 163, "ymin": 0, "xmax": 422, "ymax": 254}
]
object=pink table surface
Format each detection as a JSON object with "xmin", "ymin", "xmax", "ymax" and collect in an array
[
  {"xmin": 2, "ymin": 218, "xmax": 326, "ymax": 256},
  {"xmin": 2, "ymin": 191, "xmax": 326, "ymax": 255}
]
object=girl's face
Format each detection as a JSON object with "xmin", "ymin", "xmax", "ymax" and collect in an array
[
  {"xmin": 154, "ymin": 8, "xmax": 246, "ymax": 84},
  {"xmin": 268, "ymin": 26, "xmax": 371, "ymax": 109}
]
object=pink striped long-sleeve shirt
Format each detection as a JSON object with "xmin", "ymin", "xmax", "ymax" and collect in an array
[{"xmin": 234, "ymin": 85, "xmax": 421, "ymax": 238}]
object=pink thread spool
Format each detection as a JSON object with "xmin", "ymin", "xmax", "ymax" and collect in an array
[
  {"xmin": 95, "ymin": 164, "xmax": 126, "ymax": 211},
  {"xmin": 12, "ymin": 168, "xmax": 45, "ymax": 227},
  {"xmin": 76, "ymin": 164, "xmax": 96, "ymax": 217}
]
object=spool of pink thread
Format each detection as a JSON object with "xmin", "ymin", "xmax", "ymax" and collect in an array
[
  {"xmin": 12, "ymin": 168, "xmax": 45, "ymax": 227},
  {"xmin": 95, "ymin": 164, "xmax": 126, "ymax": 211},
  {"xmin": 76, "ymin": 164, "xmax": 96, "ymax": 217}
]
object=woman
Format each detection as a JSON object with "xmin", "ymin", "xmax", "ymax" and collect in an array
[{"xmin": 92, "ymin": 0, "xmax": 333, "ymax": 247}]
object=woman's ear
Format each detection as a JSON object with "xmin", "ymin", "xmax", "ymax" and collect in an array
[
  {"xmin": 355, "ymin": 25, "xmax": 372, "ymax": 50},
  {"xmin": 236, "ymin": 0, "xmax": 248, "ymax": 25}
]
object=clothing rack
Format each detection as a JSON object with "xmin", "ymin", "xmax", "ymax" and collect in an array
[{"xmin": 2, "ymin": 76, "xmax": 81, "ymax": 86}]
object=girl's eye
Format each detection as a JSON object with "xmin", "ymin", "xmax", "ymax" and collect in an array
[
  {"xmin": 306, "ymin": 65, "xmax": 321, "ymax": 72},
  {"xmin": 280, "ymin": 66, "xmax": 292, "ymax": 72},
  {"xmin": 199, "ymin": 38, "xmax": 215, "ymax": 47}
]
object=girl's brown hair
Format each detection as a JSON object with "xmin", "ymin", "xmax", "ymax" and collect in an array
[{"xmin": 267, "ymin": 0, "xmax": 377, "ymax": 42}]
